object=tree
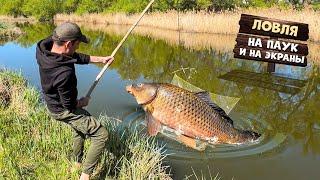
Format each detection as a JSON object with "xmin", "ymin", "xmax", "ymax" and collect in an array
[
  {"xmin": 0, "ymin": 0, "xmax": 26, "ymax": 17},
  {"xmin": 22, "ymin": 0, "xmax": 62, "ymax": 21}
]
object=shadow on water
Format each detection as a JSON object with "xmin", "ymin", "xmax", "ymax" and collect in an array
[{"xmin": 2, "ymin": 22, "xmax": 320, "ymax": 179}]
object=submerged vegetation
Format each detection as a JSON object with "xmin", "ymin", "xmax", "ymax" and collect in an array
[{"xmin": 0, "ymin": 69, "xmax": 170, "ymax": 179}]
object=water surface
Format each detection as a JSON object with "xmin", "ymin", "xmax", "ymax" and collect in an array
[{"xmin": 0, "ymin": 23, "xmax": 319, "ymax": 180}]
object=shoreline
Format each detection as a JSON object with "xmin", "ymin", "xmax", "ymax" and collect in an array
[
  {"xmin": 54, "ymin": 8, "xmax": 320, "ymax": 42},
  {"xmin": 53, "ymin": 21, "xmax": 320, "ymax": 65},
  {"xmin": 1, "ymin": 9, "xmax": 319, "ymax": 64},
  {"xmin": 53, "ymin": 9, "xmax": 320, "ymax": 65},
  {"xmin": 0, "ymin": 15, "xmax": 36, "ymax": 23},
  {"xmin": 1, "ymin": 8, "xmax": 319, "ymax": 43}
]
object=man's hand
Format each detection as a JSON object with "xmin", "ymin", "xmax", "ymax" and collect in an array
[
  {"xmin": 77, "ymin": 97, "xmax": 90, "ymax": 108},
  {"xmin": 90, "ymin": 55, "xmax": 114, "ymax": 64},
  {"xmin": 101, "ymin": 56, "xmax": 114, "ymax": 64}
]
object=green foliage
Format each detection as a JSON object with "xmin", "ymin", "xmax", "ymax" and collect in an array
[
  {"xmin": 196, "ymin": 0, "xmax": 212, "ymax": 10},
  {"xmin": 175, "ymin": 0, "xmax": 198, "ymax": 11},
  {"xmin": 240, "ymin": 0, "xmax": 293, "ymax": 9},
  {"xmin": 312, "ymin": 2, "xmax": 320, "ymax": 11},
  {"xmin": 152, "ymin": 0, "xmax": 175, "ymax": 11},
  {"xmin": 16, "ymin": 23, "xmax": 54, "ymax": 48},
  {"xmin": 22, "ymin": 0, "xmax": 62, "ymax": 21},
  {"xmin": 61, "ymin": 0, "xmax": 80, "ymax": 14},
  {"xmin": 106, "ymin": 0, "xmax": 149, "ymax": 14},
  {"xmin": 248, "ymin": 0, "xmax": 270, "ymax": 8},
  {"xmin": 210, "ymin": 0, "xmax": 239, "ymax": 11},
  {"xmin": 0, "ymin": 0, "xmax": 317, "ymax": 20},
  {"xmin": 0, "ymin": 0, "xmax": 25, "ymax": 17},
  {"xmin": 76, "ymin": 0, "xmax": 112, "ymax": 14},
  {"xmin": 277, "ymin": 0, "xmax": 292, "ymax": 10}
]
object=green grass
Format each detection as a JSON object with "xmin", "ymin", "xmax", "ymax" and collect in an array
[
  {"xmin": 312, "ymin": 2, "xmax": 320, "ymax": 11},
  {"xmin": 0, "ymin": 22, "xmax": 8, "ymax": 29},
  {"xmin": 0, "ymin": 70, "xmax": 77, "ymax": 179},
  {"xmin": 95, "ymin": 117, "xmax": 170, "ymax": 179},
  {"xmin": 0, "ymin": 69, "xmax": 170, "ymax": 179}
]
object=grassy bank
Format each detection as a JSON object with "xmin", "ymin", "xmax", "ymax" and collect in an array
[
  {"xmin": 55, "ymin": 8, "xmax": 320, "ymax": 42},
  {"xmin": 0, "ymin": 69, "xmax": 170, "ymax": 179}
]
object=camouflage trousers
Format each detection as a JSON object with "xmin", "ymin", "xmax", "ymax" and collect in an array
[{"xmin": 50, "ymin": 108, "xmax": 108, "ymax": 175}]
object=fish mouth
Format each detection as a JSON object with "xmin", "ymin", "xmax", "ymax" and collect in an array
[{"xmin": 126, "ymin": 85, "xmax": 133, "ymax": 95}]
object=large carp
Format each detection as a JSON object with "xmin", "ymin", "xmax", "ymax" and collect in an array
[{"xmin": 126, "ymin": 83, "xmax": 260, "ymax": 150}]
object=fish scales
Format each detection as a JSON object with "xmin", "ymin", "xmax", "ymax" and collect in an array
[
  {"xmin": 126, "ymin": 83, "xmax": 261, "ymax": 146},
  {"xmin": 150, "ymin": 84, "xmax": 235, "ymax": 141}
]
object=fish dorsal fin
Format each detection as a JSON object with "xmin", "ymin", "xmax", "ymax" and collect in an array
[
  {"xmin": 146, "ymin": 111, "xmax": 162, "ymax": 136},
  {"xmin": 193, "ymin": 91, "xmax": 234, "ymax": 126}
]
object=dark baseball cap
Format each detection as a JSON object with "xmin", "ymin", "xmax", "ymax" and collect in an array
[{"xmin": 52, "ymin": 22, "xmax": 89, "ymax": 43}]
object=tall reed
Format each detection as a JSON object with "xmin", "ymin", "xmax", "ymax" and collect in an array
[{"xmin": 55, "ymin": 8, "xmax": 320, "ymax": 42}]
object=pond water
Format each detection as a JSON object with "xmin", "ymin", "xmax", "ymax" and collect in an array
[{"xmin": 1, "ymin": 23, "xmax": 319, "ymax": 180}]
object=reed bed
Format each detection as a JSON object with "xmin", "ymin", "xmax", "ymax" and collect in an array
[
  {"xmin": 56, "ymin": 21, "xmax": 236, "ymax": 53},
  {"xmin": 55, "ymin": 8, "xmax": 320, "ymax": 65},
  {"xmin": 0, "ymin": 15, "xmax": 36, "ymax": 23},
  {"xmin": 55, "ymin": 8, "xmax": 320, "ymax": 42},
  {"xmin": 56, "ymin": 21, "xmax": 320, "ymax": 65},
  {"xmin": 0, "ymin": 69, "xmax": 171, "ymax": 179}
]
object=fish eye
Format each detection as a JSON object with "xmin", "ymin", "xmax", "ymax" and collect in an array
[{"xmin": 137, "ymin": 83, "xmax": 143, "ymax": 87}]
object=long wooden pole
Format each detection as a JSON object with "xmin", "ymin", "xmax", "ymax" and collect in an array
[{"xmin": 86, "ymin": 0, "xmax": 155, "ymax": 97}]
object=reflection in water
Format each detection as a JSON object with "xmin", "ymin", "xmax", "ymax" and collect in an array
[
  {"xmin": 1, "ymin": 23, "xmax": 320, "ymax": 179},
  {"xmin": 219, "ymin": 70, "xmax": 307, "ymax": 94}
]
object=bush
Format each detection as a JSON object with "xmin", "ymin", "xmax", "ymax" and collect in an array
[
  {"xmin": 210, "ymin": 0, "xmax": 239, "ymax": 11},
  {"xmin": 0, "ymin": 0, "xmax": 25, "ymax": 17},
  {"xmin": 0, "ymin": 0, "xmax": 317, "ymax": 21},
  {"xmin": 22, "ymin": 0, "xmax": 62, "ymax": 21},
  {"xmin": 312, "ymin": 2, "xmax": 320, "ymax": 11},
  {"xmin": 61, "ymin": 0, "xmax": 80, "ymax": 14},
  {"xmin": 76, "ymin": 0, "xmax": 112, "ymax": 14},
  {"xmin": 106, "ymin": 0, "xmax": 149, "ymax": 14}
]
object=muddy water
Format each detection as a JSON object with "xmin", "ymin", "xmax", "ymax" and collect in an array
[{"xmin": 0, "ymin": 23, "xmax": 319, "ymax": 180}]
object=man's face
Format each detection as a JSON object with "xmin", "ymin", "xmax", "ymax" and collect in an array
[{"xmin": 65, "ymin": 40, "xmax": 80, "ymax": 55}]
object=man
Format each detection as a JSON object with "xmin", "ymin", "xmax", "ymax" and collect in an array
[{"xmin": 36, "ymin": 22, "xmax": 113, "ymax": 180}]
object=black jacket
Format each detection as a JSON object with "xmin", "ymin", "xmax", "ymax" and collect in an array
[{"xmin": 36, "ymin": 37, "xmax": 90, "ymax": 113}]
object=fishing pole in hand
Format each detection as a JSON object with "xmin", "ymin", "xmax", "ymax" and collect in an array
[{"xmin": 86, "ymin": 0, "xmax": 155, "ymax": 98}]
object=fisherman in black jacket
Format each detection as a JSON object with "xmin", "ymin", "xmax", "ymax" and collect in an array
[{"xmin": 36, "ymin": 22, "xmax": 113, "ymax": 180}]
